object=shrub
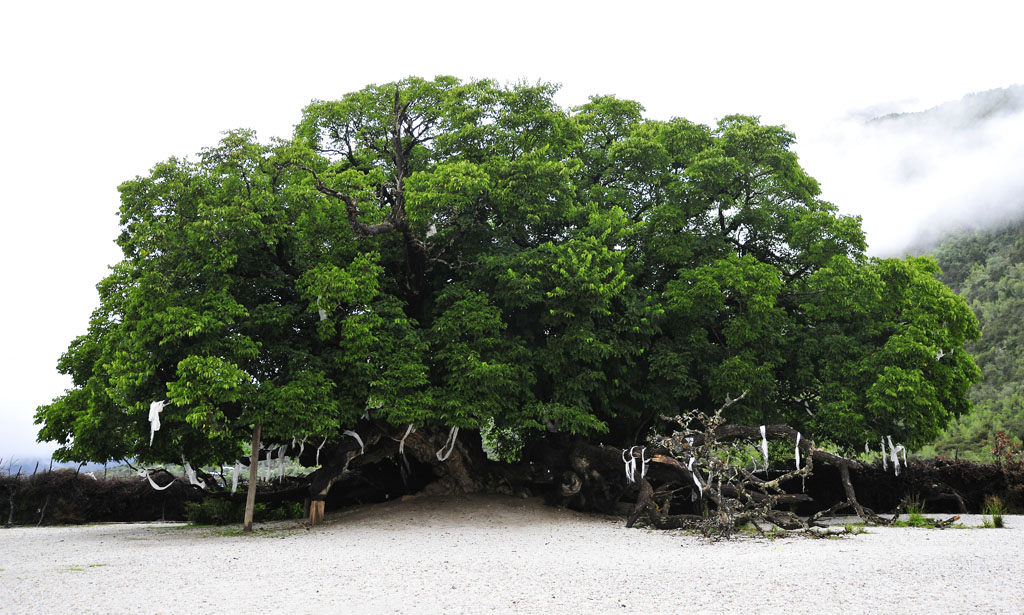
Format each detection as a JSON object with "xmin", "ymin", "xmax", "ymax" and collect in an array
[
  {"xmin": 185, "ymin": 499, "xmax": 237, "ymax": 525},
  {"xmin": 983, "ymin": 496, "xmax": 1005, "ymax": 528},
  {"xmin": 185, "ymin": 499, "xmax": 304, "ymax": 525},
  {"xmin": 902, "ymin": 495, "xmax": 928, "ymax": 527}
]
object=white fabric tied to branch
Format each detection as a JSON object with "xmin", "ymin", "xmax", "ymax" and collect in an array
[
  {"xmin": 231, "ymin": 462, "xmax": 241, "ymax": 493},
  {"xmin": 436, "ymin": 427, "xmax": 460, "ymax": 461},
  {"xmin": 317, "ymin": 296, "xmax": 328, "ymax": 321},
  {"xmin": 760, "ymin": 425, "xmax": 769, "ymax": 469},
  {"xmin": 865, "ymin": 441, "xmax": 870, "ymax": 454},
  {"xmin": 148, "ymin": 400, "xmax": 167, "ymax": 446},
  {"xmin": 881, "ymin": 437, "xmax": 888, "ymax": 471},
  {"xmin": 640, "ymin": 447, "xmax": 651, "ymax": 480},
  {"xmin": 182, "ymin": 459, "xmax": 206, "ymax": 489},
  {"xmin": 688, "ymin": 457, "xmax": 703, "ymax": 498},
  {"xmin": 795, "ymin": 432, "xmax": 802, "ymax": 471},
  {"xmin": 394, "ymin": 424, "xmax": 416, "ymax": 473},
  {"xmin": 278, "ymin": 444, "xmax": 287, "ymax": 482},
  {"xmin": 344, "ymin": 430, "xmax": 365, "ymax": 455},
  {"xmin": 263, "ymin": 447, "xmax": 273, "ymax": 483},
  {"xmin": 887, "ymin": 436, "xmax": 906, "ymax": 476},
  {"xmin": 622, "ymin": 446, "xmax": 638, "ymax": 484},
  {"xmin": 138, "ymin": 468, "xmax": 174, "ymax": 491},
  {"xmin": 316, "ymin": 438, "xmax": 326, "ymax": 467},
  {"xmin": 398, "ymin": 424, "xmax": 415, "ymax": 457}
]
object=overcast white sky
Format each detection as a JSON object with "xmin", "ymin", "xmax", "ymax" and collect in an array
[{"xmin": 1, "ymin": 0, "xmax": 1021, "ymax": 459}]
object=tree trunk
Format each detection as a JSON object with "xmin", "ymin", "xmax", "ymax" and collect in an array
[
  {"xmin": 36, "ymin": 493, "xmax": 50, "ymax": 527},
  {"xmin": 243, "ymin": 422, "xmax": 261, "ymax": 532}
]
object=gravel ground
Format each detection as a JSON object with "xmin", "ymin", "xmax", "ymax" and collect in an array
[{"xmin": 1, "ymin": 495, "xmax": 1021, "ymax": 614}]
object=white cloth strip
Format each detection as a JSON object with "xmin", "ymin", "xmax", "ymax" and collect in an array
[
  {"xmin": 887, "ymin": 436, "xmax": 900, "ymax": 476},
  {"xmin": 148, "ymin": 400, "xmax": 167, "ymax": 446},
  {"xmin": 865, "ymin": 441, "xmax": 870, "ymax": 454},
  {"xmin": 231, "ymin": 462, "xmax": 240, "ymax": 494},
  {"xmin": 344, "ymin": 430, "xmax": 365, "ymax": 455},
  {"xmin": 687, "ymin": 457, "xmax": 703, "ymax": 497},
  {"xmin": 398, "ymin": 424, "xmax": 415, "ymax": 456},
  {"xmin": 881, "ymin": 437, "xmax": 887, "ymax": 471},
  {"xmin": 640, "ymin": 447, "xmax": 651, "ymax": 480},
  {"xmin": 622, "ymin": 447, "xmax": 638, "ymax": 484},
  {"xmin": 317, "ymin": 296, "xmax": 327, "ymax": 321},
  {"xmin": 436, "ymin": 427, "xmax": 460, "ymax": 461},
  {"xmin": 795, "ymin": 432, "xmax": 802, "ymax": 471},
  {"xmin": 278, "ymin": 444, "xmax": 287, "ymax": 482},
  {"xmin": 760, "ymin": 425, "xmax": 769, "ymax": 469},
  {"xmin": 182, "ymin": 459, "xmax": 206, "ymax": 489},
  {"xmin": 138, "ymin": 468, "xmax": 174, "ymax": 491}
]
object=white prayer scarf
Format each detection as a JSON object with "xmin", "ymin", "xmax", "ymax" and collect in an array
[
  {"xmin": 278, "ymin": 444, "xmax": 287, "ymax": 482},
  {"xmin": 688, "ymin": 457, "xmax": 703, "ymax": 497},
  {"xmin": 138, "ymin": 468, "xmax": 174, "ymax": 491},
  {"xmin": 622, "ymin": 447, "xmax": 638, "ymax": 484},
  {"xmin": 182, "ymin": 459, "xmax": 206, "ymax": 488},
  {"xmin": 344, "ymin": 430, "xmax": 365, "ymax": 455},
  {"xmin": 760, "ymin": 425, "xmax": 769, "ymax": 469},
  {"xmin": 795, "ymin": 432, "xmax": 802, "ymax": 471},
  {"xmin": 148, "ymin": 400, "xmax": 167, "ymax": 446},
  {"xmin": 316, "ymin": 438, "xmax": 326, "ymax": 467},
  {"xmin": 436, "ymin": 427, "xmax": 460, "ymax": 461}
]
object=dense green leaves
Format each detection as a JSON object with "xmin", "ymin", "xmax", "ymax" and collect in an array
[
  {"xmin": 36, "ymin": 77, "xmax": 981, "ymax": 468},
  {"xmin": 926, "ymin": 221, "xmax": 1024, "ymax": 459}
]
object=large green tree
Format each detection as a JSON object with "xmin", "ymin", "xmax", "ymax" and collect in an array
[{"xmin": 37, "ymin": 77, "xmax": 980, "ymax": 511}]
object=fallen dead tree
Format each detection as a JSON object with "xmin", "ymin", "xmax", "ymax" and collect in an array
[
  {"xmin": 510, "ymin": 394, "xmax": 901, "ymax": 537},
  {"xmin": 632, "ymin": 394, "xmax": 892, "ymax": 535}
]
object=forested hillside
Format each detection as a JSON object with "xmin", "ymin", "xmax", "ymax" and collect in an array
[{"xmin": 927, "ymin": 220, "xmax": 1024, "ymax": 459}]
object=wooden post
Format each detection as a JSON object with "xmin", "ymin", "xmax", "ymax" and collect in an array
[
  {"xmin": 243, "ymin": 422, "xmax": 261, "ymax": 532},
  {"xmin": 310, "ymin": 499, "xmax": 325, "ymax": 525}
]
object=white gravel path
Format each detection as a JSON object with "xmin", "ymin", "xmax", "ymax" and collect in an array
[{"xmin": 1, "ymin": 495, "xmax": 1021, "ymax": 614}]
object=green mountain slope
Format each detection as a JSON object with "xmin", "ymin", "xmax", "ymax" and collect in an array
[{"xmin": 926, "ymin": 220, "xmax": 1024, "ymax": 459}]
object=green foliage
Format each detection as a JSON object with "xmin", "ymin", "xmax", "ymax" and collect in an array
[
  {"xmin": 36, "ymin": 76, "xmax": 981, "ymax": 471},
  {"xmin": 926, "ymin": 221, "xmax": 1024, "ymax": 460}
]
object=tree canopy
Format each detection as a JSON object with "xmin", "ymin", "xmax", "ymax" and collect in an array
[{"xmin": 36, "ymin": 76, "xmax": 981, "ymax": 480}]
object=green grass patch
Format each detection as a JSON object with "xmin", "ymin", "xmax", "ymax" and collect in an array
[{"xmin": 983, "ymin": 496, "xmax": 1006, "ymax": 528}]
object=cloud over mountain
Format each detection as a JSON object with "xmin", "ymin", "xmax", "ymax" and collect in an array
[{"xmin": 796, "ymin": 85, "xmax": 1024, "ymax": 256}]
